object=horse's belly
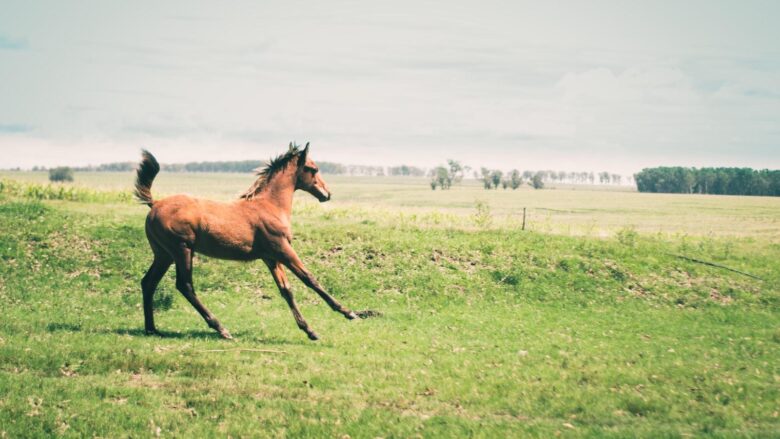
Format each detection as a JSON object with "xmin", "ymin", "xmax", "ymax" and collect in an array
[
  {"xmin": 194, "ymin": 232, "xmax": 257, "ymax": 261},
  {"xmin": 194, "ymin": 244, "xmax": 256, "ymax": 261}
]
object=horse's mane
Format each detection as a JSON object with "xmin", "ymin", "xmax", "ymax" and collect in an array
[{"xmin": 240, "ymin": 143, "xmax": 304, "ymax": 200}]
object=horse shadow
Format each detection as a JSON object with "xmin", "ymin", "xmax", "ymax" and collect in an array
[{"xmin": 44, "ymin": 322, "xmax": 319, "ymax": 345}]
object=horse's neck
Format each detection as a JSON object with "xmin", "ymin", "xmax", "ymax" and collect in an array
[{"xmin": 258, "ymin": 172, "xmax": 296, "ymax": 218}]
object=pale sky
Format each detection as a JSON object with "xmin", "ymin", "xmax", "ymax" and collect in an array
[{"xmin": 1, "ymin": 0, "xmax": 779, "ymax": 173}]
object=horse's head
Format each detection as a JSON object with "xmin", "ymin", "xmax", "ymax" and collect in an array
[{"xmin": 295, "ymin": 142, "xmax": 331, "ymax": 202}]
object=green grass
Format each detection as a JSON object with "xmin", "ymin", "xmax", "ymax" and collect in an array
[{"xmin": 0, "ymin": 176, "xmax": 779, "ymax": 437}]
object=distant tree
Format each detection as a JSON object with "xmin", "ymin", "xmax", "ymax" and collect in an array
[
  {"xmin": 74, "ymin": 161, "xmax": 136, "ymax": 172},
  {"xmin": 447, "ymin": 159, "xmax": 465, "ymax": 185},
  {"xmin": 49, "ymin": 167, "xmax": 74, "ymax": 182},
  {"xmin": 347, "ymin": 164, "xmax": 387, "ymax": 176},
  {"xmin": 429, "ymin": 160, "xmax": 466, "ymax": 190},
  {"xmin": 480, "ymin": 168, "xmax": 493, "ymax": 189},
  {"xmin": 490, "ymin": 170, "xmax": 503, "ymax": 189},
  {"xmin": 501, "ymin": 180, "xmax": 509, "ymax": 189},
  {"xmin": 681, "ymin": 168, "xmax": 696, "ymax": 193},
  {"xmin": 430, "ymin": 166, "xmax": 451, "ymax": 189},
  {"xmin": 697, "ymin": 169, "xmax": 716, "ymax": 194},
  {"xmin": 531, "ymin": 171, "xmax": 545, "ymax": 189},
  {"xmin": 509, "ymin": 169, "xmax": 522, "ymax": 189},
  {"xmin": 634, "ymin": 166, "xmax": 780, "ymax": 196},
  {"xmin": 389, "ymin": 165, "xmax": 426, "ymax": 177}
]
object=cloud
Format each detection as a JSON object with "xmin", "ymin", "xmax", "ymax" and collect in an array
[
  {"xmin": 0, "ymin": 34, "xmax": 28, "ymax": 50},
  {"xmin": 0, "ymin": 123, "xmax": 32, "ymax": 133},
  {"xmin": 556, "ymin": 66, "xmax": 696, "ymax": 104},
  {"xmin": 0, "ymin": 2, "xmax": 778, "ymax": 172}
]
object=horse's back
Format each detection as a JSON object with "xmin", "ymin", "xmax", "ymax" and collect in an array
[{"xmin": 146, "ymin": 194, "xmax": 260, "ymax": 259}]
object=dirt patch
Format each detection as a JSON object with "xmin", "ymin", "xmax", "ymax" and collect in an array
[
  {"xmin": 430, "ymin": 249, "xmax": 479, "ymax": 273},
  {"xmin": 126, "ymin": 373, "xmax": 164, "ymax": 389},
  {"xmin": 709, "ymin": 288, "xmax": 734, "ymax": 305}
]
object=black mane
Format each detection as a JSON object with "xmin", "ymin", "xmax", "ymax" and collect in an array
[{"xmin": 239, "ymin": 143, "xmax": 303, "ymax": 199}]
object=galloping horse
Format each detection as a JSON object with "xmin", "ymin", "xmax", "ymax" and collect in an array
[{"xmin": 135, "ymin": 142, "xmax": 357, "ymax": 341}]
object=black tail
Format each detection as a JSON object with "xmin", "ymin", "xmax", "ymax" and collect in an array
[{"xmin": 134, "ymin": 149, "xmax": 160, "ymax": 208}]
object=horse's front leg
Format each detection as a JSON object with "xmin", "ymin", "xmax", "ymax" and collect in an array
[
  {"xmin": 280, "ymin": 245, "xmax": 358, "ymax": 320},
  {"xmin": 264, "ymin": 260, "xmax": 319, "ymax": 340}
]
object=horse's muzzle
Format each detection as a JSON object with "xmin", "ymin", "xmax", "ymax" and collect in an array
[{"xmin": 316, "ymin": 188, "xmax": 331, "ymax": 202}]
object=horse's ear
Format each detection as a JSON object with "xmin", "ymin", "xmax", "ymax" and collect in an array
[{"xmin": 298, "ymin": 142, "xmax": 310, "ymax": 166}]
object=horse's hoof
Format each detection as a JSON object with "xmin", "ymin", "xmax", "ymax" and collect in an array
[
  {"xmin": 307, "ymin": 332, "xmax": 320, "ymax": 341},
  {"xmin": 346, "ymin": 311, "xmax": 358, "ymax": 320},
  {"xmin": 219, "ymin": 329, "xmax": 233, "ymax": 340},
  {"xmin": 355, "ymin": 310, "xmax": 383, "ymax": 319}
]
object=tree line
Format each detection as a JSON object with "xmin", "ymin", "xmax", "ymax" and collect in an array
[
  {"xmin": 35, "ymin": 160, "xmax": 425, "ymax": 177},
  {"xmin": 634, "ymin": 167, "xmax": 780, "ymax": 196},
  {"xmin": 30, "ymin": 159, "xmax": 627, "ymax": 184},
  {"xmin": 28, "ymin": 159, "xmax": 632, "ymax": 190},
  {"xmin": 427, "ymin": 160, "xmax": 632, "ymax": 190},
  {"xmin": 24, "ymin": 161, "xmax": 780, "ymax": 197}
]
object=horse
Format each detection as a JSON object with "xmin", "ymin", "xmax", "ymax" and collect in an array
[{"xmin": 135, "ymin": 142, "xmax": 358, "ymax": 341}]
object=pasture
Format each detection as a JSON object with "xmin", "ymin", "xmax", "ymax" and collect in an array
[{"xmin": 0, "ymin": 172, "xmax": 778, "ymax": 437}]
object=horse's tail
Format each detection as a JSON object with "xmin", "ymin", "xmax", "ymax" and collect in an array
[{"xmin": 134, "ymin": 149, "xmax": 160, "ymax": 208}]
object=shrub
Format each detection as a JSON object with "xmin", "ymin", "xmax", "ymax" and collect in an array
[
  {"xmin": 0, "ymin": 178, "xmax": 132, "ymax": 203},
  {"xmin": 49, "ymin": 167, "xmax": 74, "ymax": 182},
  {"xmin": 472, "ymin": 200, "xmax": 492, "ymax": 228},
  {"xmin": 616, "ymin": 226, "xmax": 639, "ymax": 247}
]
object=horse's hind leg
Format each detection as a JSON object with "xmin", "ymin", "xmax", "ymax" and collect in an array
[
  {"xmin": 141, "ymin": 253, "xmax": 172, "ymax": 335},
  {"xmin": 173, "ymin": 244, "xmax": 232, "ymax": 340}
]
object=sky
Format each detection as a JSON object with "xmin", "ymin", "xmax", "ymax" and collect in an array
[{"xmin": 1, "ymin": 0, "xmax": 779, "ymax": 173}]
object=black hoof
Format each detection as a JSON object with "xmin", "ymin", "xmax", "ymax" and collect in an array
[
  {"xmin": 218, "ymin": 328, "xmax": 233, "ymax": 340},
  {"xmin": 307, "ymin": 332, "xmax": 320, "ymax": 341}
]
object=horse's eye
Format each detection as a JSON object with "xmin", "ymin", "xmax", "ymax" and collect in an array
[{"xmin": 305, "ymin": 166, "xmax": 318, "ymax": 175}]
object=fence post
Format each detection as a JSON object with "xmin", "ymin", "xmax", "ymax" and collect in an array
[{"xmin": 522, "ymin": 207, "xmax": 527, "ymax": 231}]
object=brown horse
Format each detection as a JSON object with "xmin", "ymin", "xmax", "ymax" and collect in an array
[{"xmin": 135, "ymin": 142, "xmax": 357, "ymax": 341}]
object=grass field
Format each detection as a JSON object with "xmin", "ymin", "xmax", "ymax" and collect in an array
[
  {"xmin": 4, "ymin": 171, "xmax": 780, "ymax": 239},
  {"xmin": 1, "ymin": 173, "xmax": 779, "ymax": 437}
]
